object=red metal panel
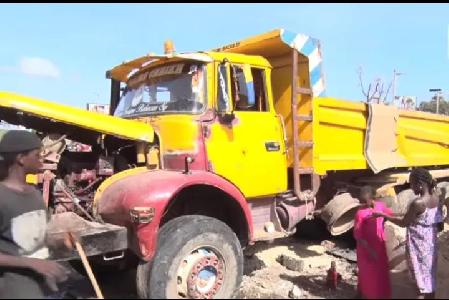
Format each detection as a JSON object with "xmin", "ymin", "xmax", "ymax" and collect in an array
[{"xmin": 96, "ymin": 169, "xmax": 253, "ymax": 261}]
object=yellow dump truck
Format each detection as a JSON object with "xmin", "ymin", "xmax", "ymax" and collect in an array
[{"xmin": 1, "ymin": 29, "xmax": 449, "ymax": 298}]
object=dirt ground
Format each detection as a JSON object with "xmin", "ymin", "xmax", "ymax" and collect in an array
[
  {"xmin": 61, "ymin": 235, "xmax": 358, "ymax": 299},
  {"xmin": 236, "ymin": 237, "xmax": 358, "ymax": 299},
  {"xmin": 60, "ymin": 225, "xmax": 449, "ymax": 299}
]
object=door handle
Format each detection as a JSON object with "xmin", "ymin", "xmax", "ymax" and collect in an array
[{"xmin": 265, "ymin": 141, "xmax": 280, "ymax": 152}]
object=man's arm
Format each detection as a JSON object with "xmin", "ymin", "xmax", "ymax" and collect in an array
[
  {"xmin": 0, "ymin": 252, "xmax": 69, "ymax": 291},
  {"xmin": 0, "ymin": 252, "xmax": 34, "ymax": 269},
  {"xmin": 0, "ymin": 252, "xmax": 68, "ymax": 276}
]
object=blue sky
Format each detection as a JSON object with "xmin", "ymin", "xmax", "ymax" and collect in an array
[{"xmin": 1, "ymin": 3, "xmax": 449, "ymax": 108}]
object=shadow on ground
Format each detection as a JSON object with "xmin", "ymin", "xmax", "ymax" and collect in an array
[{"xmin": 63, "ymin": 268, "xmax": 137, "ymax": 299}]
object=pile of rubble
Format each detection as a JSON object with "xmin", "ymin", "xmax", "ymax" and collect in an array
[{"xmin": 237, "ymin": 237, "xmax": 358, "ymax": 299}]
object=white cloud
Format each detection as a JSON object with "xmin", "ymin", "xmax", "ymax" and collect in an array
[{"xmin": 18, "ymin": 57, "xmax": 61, "ymax": 78}]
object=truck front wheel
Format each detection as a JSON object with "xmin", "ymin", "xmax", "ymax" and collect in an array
[{"xmin": 136, "ymin": 215, "xmax": 243, "ymax": 299}]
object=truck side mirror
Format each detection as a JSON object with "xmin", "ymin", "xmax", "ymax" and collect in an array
[{"xmin": 217, "ymin": 60, "xmax": 235, "ymax": 122}]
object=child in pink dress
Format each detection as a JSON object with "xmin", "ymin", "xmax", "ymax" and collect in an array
[{"xmin": 354, "ymin": 186, "xmax": 392, "ymax": 299}]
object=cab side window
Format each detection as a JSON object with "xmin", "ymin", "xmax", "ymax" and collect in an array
[
  {"xmin": 230, "ymin": 65, "xmax": 268, "ymax": 112},
  {"xmin": 252, "ymin": 68, "xmax": 268, "ymax": 112},
  {"xmin": 230, "ymin": 65, "xmax": 250, "ymax": 110}
]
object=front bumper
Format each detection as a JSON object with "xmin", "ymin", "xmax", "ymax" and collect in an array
[{"xmin": 46, "ymin": 212, "xmax": 128, "ymax": 261}]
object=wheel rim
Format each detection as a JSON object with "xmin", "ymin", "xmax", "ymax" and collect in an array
[{"xmin": 176, "ymin": 247, "xmax": 225, "ymax": 299}]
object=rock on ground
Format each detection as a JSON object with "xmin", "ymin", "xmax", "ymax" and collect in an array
[
  {"xmin": 289, "ymin": 285, "xmax": 302, "ymax": 299},
  {"xmin": 277, "ymin": 254, "xmax": 305, "ymax": 272}
]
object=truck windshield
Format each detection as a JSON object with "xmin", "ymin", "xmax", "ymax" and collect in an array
[{"xmin": 114, "ymin": 62, "xmax": 206, "ymax": 118}]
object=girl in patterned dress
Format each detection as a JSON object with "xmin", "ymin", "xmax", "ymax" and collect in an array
[{"xmin": 373, "ymin": 168, "xmax": 443, "ymax": 299}]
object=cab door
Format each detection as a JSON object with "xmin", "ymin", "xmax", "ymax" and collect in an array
[{"xmin": 206, "ymin": 62, "xmax": 287, "ymax": 198}]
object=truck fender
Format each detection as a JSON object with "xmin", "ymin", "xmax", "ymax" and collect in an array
[{"xmin": 95, "ymin": 169, "xmax": 253, "ymax": 261}]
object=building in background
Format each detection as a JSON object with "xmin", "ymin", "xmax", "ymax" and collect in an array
[{"xmin": 87, "ymin": 103, "xmax": 110, "ymax": 115}]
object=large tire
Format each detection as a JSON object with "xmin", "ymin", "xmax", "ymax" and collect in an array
[{"xmin": 136, "ymin": 215, "xmax": 243, "ymax": 299}]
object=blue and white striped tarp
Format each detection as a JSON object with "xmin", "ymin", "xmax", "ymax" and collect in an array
[{"xmin": 280, "ymin": 29, "xmax": 326, "ymax": 97}]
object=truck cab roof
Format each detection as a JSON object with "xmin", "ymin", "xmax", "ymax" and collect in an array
[
  {"xmin": 106, "ymin": 28, "xmax": 324, "ymax": 89},
  {"xmin": 107, "ymin": 51, "xmax": 272, "ymax": 84}
]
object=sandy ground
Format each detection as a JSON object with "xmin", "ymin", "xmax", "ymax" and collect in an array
[
  {"xmin": 61, "ymin": 236, "xmax": 358, "ymax": 299},
  {"xmin": 236, "ymin": 237, "xmax": 358, "ymax": 299},
  {"xmin": 60, "ymin": 225, "xmax": 449, "ymax": 299}
]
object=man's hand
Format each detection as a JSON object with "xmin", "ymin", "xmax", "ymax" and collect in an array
[
  {"xmin": 62, "ymin": 232, "xmax": 75, "ymax": 251},
  {"xmin": 46, "ymin": 232, "xmax": 75, "ymax": 252},
  {"xmin": 26, "ymin": 258, "xmax": 69, "ymax": 291}
]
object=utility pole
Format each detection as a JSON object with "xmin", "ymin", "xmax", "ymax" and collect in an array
[
  {"xmin": 392, "ymin": 69, "xmax": 404, "ymax": 106},
  {"xmin": 429, "ymin": 88, "xmax": 442, "ymax": 114},
  {"xmin": 437, "ymin": 91, "xmax": 441, "ymax": 114}
]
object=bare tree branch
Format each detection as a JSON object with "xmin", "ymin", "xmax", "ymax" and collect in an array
[
  {"xmin": 383, "ymin": 80, "xmax": 393, "ymax": 103},
  {"xmin": 357, "ymin": 66, "xmax": 369, "ymax": 99},
  {"xmin": 377, "ymin": 81, "xmax": 385, "ymax": 104},
  {"xmin": 367, "ymin": 83, "xmax": 372, "ymax": 102},
  {"xmin": 357, "ymin": 68, "xmax": 392, "ymax": 104},
  {"xmin": 371, "ymin": 79, "xmax": 381, "ymax": 103}
]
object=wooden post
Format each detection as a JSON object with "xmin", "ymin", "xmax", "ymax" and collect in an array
[{"xmin": 70, "ymin": 233, "xmax": 105, "ymax": 299}]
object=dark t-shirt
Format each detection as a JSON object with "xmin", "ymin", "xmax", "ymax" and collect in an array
[{"xmin": 0, "ymin": 183, "xmax": 49, "ymax": 298}]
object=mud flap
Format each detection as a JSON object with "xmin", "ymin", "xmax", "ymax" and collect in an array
[{"xmin": 364, "ymin": 103, "xmax": 407, "ymax": 174}]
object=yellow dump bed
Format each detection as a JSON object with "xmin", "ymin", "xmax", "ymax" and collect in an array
[
  {"xmin": 216, "ymin": 29, "xmax": 449, "ymax": 176},
  {"xmin": 313, "ymin": 97, "xmax": 449, "ymax": 175}
]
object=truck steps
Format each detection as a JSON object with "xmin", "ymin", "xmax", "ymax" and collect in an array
[
  {"xmin": 296, "ymin": 141, "xmax": 314, "ymax": 148},
  {"xmin": 294, "ymin": 114, "xmax": 313, "ymax": 121},
  {"xmin": 291, "ymin": 49, "xmax": 316, "ymax": 219},
  {"xmin": 298, "ymin": 168, "xmax": 314, "ymax": 174}
]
